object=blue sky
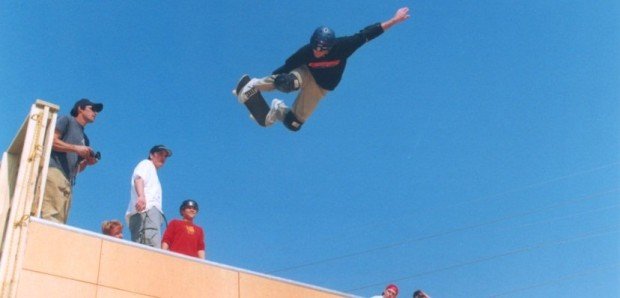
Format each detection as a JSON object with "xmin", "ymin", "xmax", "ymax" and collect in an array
[{"xmin": 1, "ymin": 1, "xmax": 619, "ymax": 297}]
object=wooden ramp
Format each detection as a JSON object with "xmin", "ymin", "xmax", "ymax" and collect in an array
[
  {"xmin": 0, "ymin": 100, "xmax": 355, "ymax": 298},
  {"xmin": 15, "ymin": 218, "xmax": 352, "ymax": 298}
]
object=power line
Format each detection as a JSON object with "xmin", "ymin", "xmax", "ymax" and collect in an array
[
  {"xmin": 499, "ymin": 203, "xmax": 620, "ymax": 232},
  {"xmin": 448, "ymin": 161, "xmax": 620, "ymax": 209},
  {"xmin": 267, "ymin": 188, "xmax": 620, "ymax": 274},
  {"xmin": 292, "ymin": 161, "xmax": 620, "ymax": 251},
  {"xmin": 488, "ymin": 262, "xmax": 620, "ymax": 297},
  {"xmin": 347, "ymin": 226, "xmax": 620, "ymax": 292}
]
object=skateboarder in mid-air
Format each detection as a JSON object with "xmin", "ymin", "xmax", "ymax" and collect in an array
[{"xmin": 235, "ymin": 7, "xmax": 410, "ymax": 132}]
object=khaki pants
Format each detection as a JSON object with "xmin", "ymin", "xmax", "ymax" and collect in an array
[
  {"xmin": 255, "ymin": 65, "xmax": 328, "ymax": 123},
  {"xmin": 35, "ymin": 167, "xmax": 72, "ymax": 224}
]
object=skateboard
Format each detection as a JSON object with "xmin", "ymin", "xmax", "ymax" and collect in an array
[{"xmin": 234, "ymin": 75, "xmax": 269, "ymax": 127}]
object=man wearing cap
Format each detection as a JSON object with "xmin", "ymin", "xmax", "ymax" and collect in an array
[
  {"xmin": 371, "ymin": 284, "xmax": 399, "ymax": 298},
  {"xmin": 34, "ymin": 98, "xmax": 103, "ymax": 224},
  {"xmin": 162, "ymin": 199, "xmax": 206, "ymax": 259},
  {"xmin": 126, "ymin": 145, "xmax": 172, "ymax": 248}
]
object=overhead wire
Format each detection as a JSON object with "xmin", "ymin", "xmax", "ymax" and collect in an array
[
  {"xmin": 291, "ymin": 161, "xmax": 620, "ymax": 249},
  {"xmin": 346, "ymin": 226, "xmax": 620, "ymax": 292},
  {"xmin": 267, "ymin": 188, "xmax": 620, "ymax": 274},
  {"xmin": 448, "ymin": 161, "xmax": 620, "ymax": 209},
  {"xmin": 496, "ymin": 203, "xmax": 620, "ymax": 232},
  {"xmin": 487, "ymin": 262, "xmax": 620, "ymax": 297}
]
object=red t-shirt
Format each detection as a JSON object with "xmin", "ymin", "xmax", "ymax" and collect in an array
[{"xmin": 162, "ymin": 219, "xmax": 205, "ymax": 258}]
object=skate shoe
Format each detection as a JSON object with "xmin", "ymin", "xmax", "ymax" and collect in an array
[
  {"xmin": 236, "ymin": 78, "xmax": 260, "ymax": 104},
  {"xmin": 265, "ymin": 98, "xmax": 289, "ymax": 125}
]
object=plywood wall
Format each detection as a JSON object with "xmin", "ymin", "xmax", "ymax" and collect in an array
[{"xmin": 15, "ymin": 220, "xmax": 351, "ymax": 298}]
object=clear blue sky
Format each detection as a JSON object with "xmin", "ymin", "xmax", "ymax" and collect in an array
[{"xmin": 1, "ymin": 1, "xmax": 619, "ymax": 297}]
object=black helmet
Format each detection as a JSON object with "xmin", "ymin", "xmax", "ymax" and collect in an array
[
  {"xmin": 180, "ymin": 199, "xmax": 199, "ymax": 212},
  {"xmin": 310, "ymin": 26, "xmax": 335, "ymax": 51}
]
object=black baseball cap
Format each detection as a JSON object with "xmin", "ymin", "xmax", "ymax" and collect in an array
[
  {"xmin": 149, "ymin": 145, "xmax": 172, "ymax": 157},
  {"xmin": 70, "ymin": 98, "xmax": 103, "ymax": 117}
]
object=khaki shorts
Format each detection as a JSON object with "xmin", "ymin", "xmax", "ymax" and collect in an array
[
  {"xmin": 255, "ymin": 65, "xmax": 328, "ymax": 122},
  {"xmin": 36, "ymin": 167, "xmax": 72, "ymax": 224}
]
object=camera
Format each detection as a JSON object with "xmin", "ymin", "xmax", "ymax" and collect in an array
[{"xmin": 90, "ymin": 150, "xmax": 101, "ymax": 161}]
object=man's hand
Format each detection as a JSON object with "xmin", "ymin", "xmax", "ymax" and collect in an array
[
  {"xmin": 135, "ymin": 196, "xmax": 146, "ymax": 212},
  {"xmin": 393, "ymin": 7, "xmax": 411, "ymax": 24},
  {"xmin": 74, "ymin": 145, "xmax": 93, "ymax": 159},
  {"xmin": 134, "ymin": 176, "xmax": 146, "ymax": 212},
  {"xmin": 85, "ymin": 155, "xmax": 98, "ymax": 165},
  {"xmin": 78, "ymin": 155, "xmax": 98, "ymax": 172},
  {"xmin": 382, "ymin": 7, "xmax": 411, "ymax": 31}
]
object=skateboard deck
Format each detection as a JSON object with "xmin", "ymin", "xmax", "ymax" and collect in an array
[{"xmin": 235, "ymin": 75, "xmax": 269, "ymax": 127}]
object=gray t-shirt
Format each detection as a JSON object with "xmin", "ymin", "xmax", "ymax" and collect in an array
[{"xmin": 49, "ymin": 116, "xmax": 88, "ymax": 184}]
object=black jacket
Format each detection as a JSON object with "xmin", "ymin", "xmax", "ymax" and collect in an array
[{"xmin": 272, "ymin": 23, "xmax": 384, "ymax": 91}]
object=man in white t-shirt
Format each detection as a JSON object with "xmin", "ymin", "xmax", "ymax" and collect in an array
[{"xmin": 126, "ymin": 145, "xmax": 172, "ymax": 248}]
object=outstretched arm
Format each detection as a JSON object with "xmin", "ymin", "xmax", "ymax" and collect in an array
[{"xmin": 381, "ymin": 7, "xmax": 410, "ymax": 31}]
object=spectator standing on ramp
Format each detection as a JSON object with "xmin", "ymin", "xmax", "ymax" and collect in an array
[
  {"xmin": 162, "ymin": 199, "xmax": 206, "ymax": 259},
  {"xmin": 126, "ymin": 145, "xmax": 172, "ymax": 248},
  {"xmin": 33, "ymin": 98, "xmax": 103, "ymax": 224},
  {"xmin": 371, "ymin": 284, "xmax": 399, "ymax": 298}
]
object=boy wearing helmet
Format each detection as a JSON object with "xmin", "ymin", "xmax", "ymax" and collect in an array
[
  {"xmin": 236, "ymin": 7, "xmax": 410, "ymax": 131},
  {"xmin": 162, "ymin": 199, "xmax": 206, "ymax": 259}
]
